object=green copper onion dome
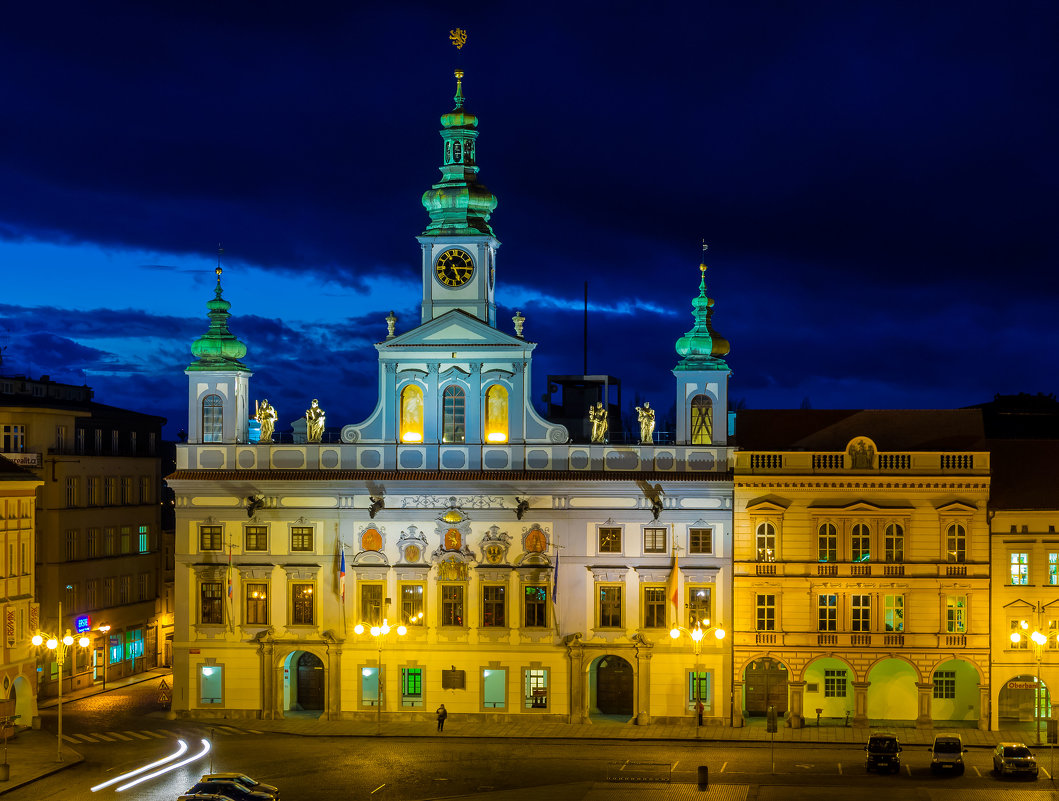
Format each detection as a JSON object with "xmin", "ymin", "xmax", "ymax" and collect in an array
[
  {"xmin": 187, "ymin": 267, "xmax": 250, "ymax": 372},
  {"xmin": 421, "ymin": 69, "xmax": 498, "ymax": 237},
  {"xmin": 674, "ymin": 256, "xmax": 730, "ymax": 371}
]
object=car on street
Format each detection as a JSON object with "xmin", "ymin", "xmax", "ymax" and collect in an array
[
  {"xmin": 864, "ymin": 731, "xmax": 902, "ymax": 773},
  {"xmin": 992, "ymin": 742, "xmax": 1038, "ymax": 778},
  {"xmin": 930, "ymin": 734, "xmax": 966, "ymax": 775},
  {"xmin": 201, "ymin": 773, "xmax": 280, "ymax": 798},
  {"xmin": 178, "ymin": 795, "xmax": 238, "ymax": 801},
  {"xmin": 185, "ymin": 779, "xmax": 276, "ymax": 800}
]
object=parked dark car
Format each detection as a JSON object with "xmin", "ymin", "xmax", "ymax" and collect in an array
[
  {"xmin": 864, "ymin": 731, "xmax": 902, "ymax": 773},
  {"xmin": 930, "ymin": 734, "xmax": 966, "ymax": 775},
  {"xmin": 200, "ymin": 774, "xmax": 280, "ymax": 798},
  {"xmin": 185, "ymin": 780, "xmax": 275, "ymax": 801},
  {"xmin": 993, "ymin": 742, "xmax": 1038, "ymax": 778}
]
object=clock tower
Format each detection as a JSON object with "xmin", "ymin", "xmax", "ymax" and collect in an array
[{"xmin": 418, "ymin": 70, "xmax": 500, "ymax": 327}]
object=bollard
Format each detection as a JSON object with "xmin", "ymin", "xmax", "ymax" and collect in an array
[{"xmin": 697, "ymin": 765, "xmax": 708, "ymax": 790}]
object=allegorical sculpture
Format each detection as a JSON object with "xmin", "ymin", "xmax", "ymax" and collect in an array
[
  {"xmin": 305, "ymin": 399, "xmax": 326, "ymax": 443},
  {"xmin": 254, "ymin": 399, "xmax": 278, "ymax": 443},
  {"xmin": 589, "ymin": 401, "xmax": 608, "ymax": 444},
  {"xmin": 636, "ymin": 401, "xmax": 656, "ymax": 445}
]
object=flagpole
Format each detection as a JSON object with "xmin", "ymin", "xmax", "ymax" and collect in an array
[
  {"xmin": 337, "ymin": 523, "xmax": 346, "ymax": 637},
  {"xmin": 226, "ymin": 536, "xmax": 235, "ymax": 633}
]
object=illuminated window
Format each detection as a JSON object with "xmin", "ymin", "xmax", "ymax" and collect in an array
[
  {"xmin": 824, "ymin": 669, "xmax": 846, "ymax": 697},
  {"xmin": 360, "ymin": 584, "xmax": 383, "ymax": 625},
  {"xmin": 687, "ymin": 586, "xmax": 711, "ymax": 628},
  {"xmin": 1, "ymin": 424, "xmax": 25, "ymax": 452},
  {"xmin": 442, "ymin": 385, "xmax": 466, "ymax": 443},
  {"xmin": 643, "ymin": 586, "xmax": 666, "ymax": 628},
  {"xmin": 199, "ymin": 664, "xmax": 223, "ymax": 705},
  {"xmin": 946, "ymin": 523, "xmax": 966, "ymax": 563},
  {"xmin": 523, "ymin": 585, "xmax": 547, "ymax": 628},
  {"xmin": 946, "ymin": 595, "xmax": 966, "ymax": 633},
  {"xmin": 399, "ymin": 384, "xmax": 424, "ymax": 443},
  {"xmin": 598, "ymin": 526, "xmax": 622, "ymax": 554},
  {"xmin": 1010, "ymin": 552, "xmax": 1029, "ymax": 585},
  {"xmin": 401, "ymin": 668, "xmax": 423, "ymax": 707},
  {"xmin": 484, "ymin": 385, "xmax": 508, "ymax": 443},
  {"xmin": 525, "ymin": 669, "xmax": 548, "ymax": 709},
  {"xmin": 200, "ymin": 582, "xmax": 223, "ymax": 625},
  {"xmin": 291, "ymin": 583, "xmax": 314, "ymax": 625},
  {"xmin": 690, "ymin": 394, "xmax": 713, "ymax": 444},
  {"xmin": 440, "ymin": 584, "xmax": 464, "ymax": 627},
  {"xmin": 818, "ymin": 523, "xmax": 837, "ymax": 562},
  {"xmin": 688, "ymin": 672, "xmax": 710, "ymax": 710},
  {"xmin": 598, "ymin": 585, "xmax": 622, "ymax": 628},
  {"xmin": 400, "ymin": 583, "xmax": 424, "ymax": 626},
  {"xmin": 291, "ymin": 526, "xmax": 313, "ymax": 552},
  {"xmin": 1010, "ymin": 619, "xmax": 1029, "ymax": 649},
  {"xmin": 482, "ymin": 585, "xmax": 506, "ymax": 627},
  {"xmin": 851, "ymin": 524, "xmax": 870, "ymax": 562},
  {"xmin": 885, "ymin": 594, "xmax": 904, "ymax": 632},
  {"xmin": 246, "ymin": 583, "xmax": 268, "ymax": 625},
  {"xmin": 756, "ymin": 522, "xmax": 776, "ymax": 562},
  {"xmin": 818, "ymin": 594, "xmax": 837, "ymax": 631},
  {"xmin": 1050, "ymin": 553, "xmax": 1059, "ymax": 586},
  {"xmin": 202, "ymin": 394, "xmax": 223, "ymax": 443},
  {"xmin": 200, "ymin": 525, "xmax": 223, "ymax": 552},
  {"xmin": 756, "ymin": 594, "xmax": 775, "ymax": 631},
  {"xmin": 138, "ymin": 525, "xmax": 149, "ymax": 553},
  {"xmin": 245, "ymin": 526, "xmax": 267, "ymax": 551},
  {"xmin": 885, "ymin": 523, "xmax": 904, "ymax": 562}
]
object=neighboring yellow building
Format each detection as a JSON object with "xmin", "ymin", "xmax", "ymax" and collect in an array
[
  {"xmin": 733, "ymin": 410, "xmax": 991, "ymax": 729},
  {"xmin": 0, "ymin": 455, "xmax": 43, "ymax": 728}
]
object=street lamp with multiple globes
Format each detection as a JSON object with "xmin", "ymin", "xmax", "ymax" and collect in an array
[
  {"xmin": 353, "ymin": 618, "xmax": 406, "ymax": 733},
  {"xmin": 31, "ymin": 597, "xmax": 90, "ymax": 761},
  {"xmin": 670, "ymin": 619, "xmax": 726, "ymax": 718},
  {"xmin": 1010, "ymin": 623, "xmax": 1049, "ymax": 745}
]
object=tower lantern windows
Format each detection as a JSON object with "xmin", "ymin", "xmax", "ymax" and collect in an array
[{"xmin": 400, "ymin": 385, "xmax": 424, "ymax": 443}]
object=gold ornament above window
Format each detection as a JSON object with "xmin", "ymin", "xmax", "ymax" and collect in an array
[{"xmin": 361, "ymin": 528, "xmax": 382, "ymax": 552}]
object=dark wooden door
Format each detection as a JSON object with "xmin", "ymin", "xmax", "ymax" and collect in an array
[
  {"xmin": 744, "ymin": 659, "xmax": 788, "ymax": 715},
  {"xmin": 296, "ymin": 652, "xmax": 324, "ymax": 710},
  {"xmin": 596, "ymin": 656, "xmax": 633, "ymax": 715}
]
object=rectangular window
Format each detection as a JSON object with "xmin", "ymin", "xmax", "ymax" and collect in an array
[
  {"xmin": 111, "ymin": 430, "xmax": 119, "ymax": 453},
  {"xmin": 946, "ymin": 523, "xmax": 966, "ymax": 563},
  {"xmin": 756, "ymin": 523, "xmax": 776, "ymax": 562},
  {"xmin": 598, "ymin": 527, "xmax": 622, "ymax": 554},
  {"xmin": 851, "ymin": 594, "xmax": 870, "ymax": 632},
  {"xmin": 483, "ymin": 667, "xmax": 506, "ymax": 709},
  {"xmin": 401, "ymin": 668, "xmax": 423, "ymax": 707},
  {"xmin": 291, "ymin": 526, "xmax": 313, "ymax": 552},
  {"xmin": 119, "ymin": 575, "xmax": 131, "ymax": 604},
  {"xmin": 86, "ymin": 477, "xmax": 98, "ymax": 505},
  {"xmin": 687, "ymin": 586, "xmax": 711, "ymax": 629},
  {"xmin": 643, "ymin": 527, "xmax": 667, "ymax": 554},
  {"xmin": 361, "ymin": 667, "xmax": 379, "ymax": 708},
  {"xmin": 643, "ymin": 586, "xmax": 666, "ymax": 628},
  {"xmin": 400, "ymin": 584, "xmax": 424, "ymax": 626},
  {"xmin": 103, "ymin": 578, "xmax": 115, "ymax": 606},
  {"xmin": 360, "ymin": 584, "xmax": 383, "ymax": 625},
  {"xmin": 933, "ymin": 670, "xmax": 956, "ymax": 699},
  {"xmin": 1050, "ymin": 553, "xmax": 1059, "ymax": 586},
  {"xmin": 120, "ymin": 526, "xmax": 131, "ymax": 554},
  {"xmin": 0, "ymin": 424, "xmax": 25, "ymax": 452},
  {"xmin": 200, "ymin": 525, "xmax": 222, "ymax": 551},
  {"xmin": 946, "ymin": 595, "xmax": 966, "ymax": 633},
  {"xmin": 885, "ymin": 594, "xmax": 904, "ymax": 632},
  {"xmin": 246, "ymin": 583, "xmax": 268, "ymax": 625},
  {"xmin": 94, "ymin": 428, "xmax": 102, "ymax": 454},
  {"xmin": 137, "ymin": 573, "xmax": 149, "ymax": 601},
  {"xmin": 1010, "ymin": 552, "xmax": 1029, "ymax": 585},
  {"xmin": 76, "ymin": 429, "xmax": 85, "ymax": 454},
  {"xmin": 199, "ymin": 664, "xmax": 223, "ymax": 705},
  {"xmin": 525, "ymin": 668, "xmax": 548, "ymax": 709},
  {"xmin": 851, "ymin": 524, "xmax": 870, "ymax": 562},
  {"xmin": 65, "ymin": 583, "xmax": 78, "ymax": 613},
  {"xmin": 688, "ymin": 671, "xmax": 710, "ymax": 710},
  {"xmin": 818, "ymin": 524, "xmax": 837, "ymax": 562},
  {"xmin": 138, "ymin": 525, "xmax": 149, "ymax": 553},
  {"xmin": 598, "ymin": 585, "xmax": 622, "ymax": 628},
  {"xmin": 86, "ymin": 528, "xmax": 100, "ymax": 558},
  {"xmin": 245, "ymin": 526, "xmax": 268, "ymax": 551},
  {"xmin": 201, "ymin": 582, "xmax": 223, "ymax": 624},
  {"xmin": 148, "ymin": 432, "xmax": 156, "ymax": 456},
  {"xmin": 104, "ymin": 477, "xmax": 116, "ymax": 505},
  {"xmin": 139, "ymin": 475, "xmax": 151, "ymax": 504},
  {"xmin": 104, "ymin": 527, "xmax": 116, "ymax": 556},
  {"xmin": 523, "ymin": 585, "xmax": 547, "ymax": 628},
  {"xmin": 1010, "ymin": 620, "xmax": 1029, "ymax": 649},
  {"xmin": 56, "ymin": 424, "xmax": 66, "ymax": 452},
  {"xmin": 482, "ymin": 585, "xmax": 506, "ymax": 627},
  {"xmin": 818, "ymin": 594, "xmax": 837, "ymax": 631},
  {"xmin": 65, "ymin": 529, "xmax": 79, "ymax": 561},
  {"xmin": 756, "ymin": 594, "xmax": 776, "ymax": 631},
  {"xmin": 65, "ymin": 477, "xmax": 79, "ymax": 508},
  {"xmin": 689, "ymin": 527, "xmax": 713, "ymax": 555},
  {"xmin": 291, "ymin": 583, "xmax": 314, "ymax": 625},
  {"xmin": 884, "ymin": 523, "xmax": 904, "ymax": 562},
  {"xmin": 440, "ymin": 584, "xmax": 464, "ymax": 627},
  {"xmin": 121, "ymin": 477, "xmax": 132, "ymax": 505},
  {"xmin": 824, "ymin": 669, "xmax": 847, "ymax": 697},
  {"xmin": 108, "ymin": 633, "xmax": 122, "ymax": 665},
  {"xmin": 125, "ymin": 629, "xmax": 143, "ymax": 660},
  {"xmin": 86, "ymin": 580, "xmax": 98, "ymax": 610}
]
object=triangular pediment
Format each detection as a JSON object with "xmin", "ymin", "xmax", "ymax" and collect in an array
[
  {"xmin": 745, "ymin": 496, "xmax": 790, "ymax": 513},
  {"xmin": 380, "ymin": 309, "xmax": 529, "ymax": 350},
  {"xmin": 808, "ymin": 500, "xmax": 913, "ymax": 512},
  {"xmin": 935, "ymin": 500, "xmax": 979, "ymax": 514}
]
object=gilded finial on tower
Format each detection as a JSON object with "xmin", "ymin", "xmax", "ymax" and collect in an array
[
  {"xmin": 216, "ymin": 243, "xmax": 224, "ymax": 281},
  {"xmin": 700, "ymin": 240, "xmax": 708, "ymax": 273},
  {"xmin": 449, "ymin": 28, "xmax": 467, "ymax": 50},
  {"xmin": 453, "ymin": 69, "xmax": 465, "ymax": 108}
]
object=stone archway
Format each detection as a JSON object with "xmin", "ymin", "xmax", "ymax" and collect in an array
[
  {"xmin": 998, "ymin": 673, "xmax": 1051, "ymax": 739},
  {"xmin": 930, "ymin": 658, "xmax": 980, "ymax": 724},
  {"xmin": 10, "ymin": 675, "xmax": 35, "ymax": 728},
  {"xmin": 866, "ymin": 658, "xmax": 918, "ymax": 724},
  {"xmin": 281, "ymin": 649, "xmax": 325, "ymax": 715},
  {"xmin": 743, "ymin": 657, "xmax": 788, "ymax": 717}
]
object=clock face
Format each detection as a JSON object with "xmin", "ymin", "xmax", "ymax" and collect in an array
[{"xmin": 435, "ymin": 248, "xmax": 475, "ymax": 287}]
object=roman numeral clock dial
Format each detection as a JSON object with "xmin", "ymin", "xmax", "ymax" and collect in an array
[{"xmin": 434, "ymin": 248, "xmax": 475, "ymax": 287}]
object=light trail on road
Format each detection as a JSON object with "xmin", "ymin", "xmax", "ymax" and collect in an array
[
  {"xmin": 90, "ymin": 739, "xmax": 189, "ymax": 792},
  {"xmin": 116, "ymin": 738, "xmax": 211, "ymax": 792}
]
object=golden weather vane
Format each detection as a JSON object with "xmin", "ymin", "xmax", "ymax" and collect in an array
[{"xmin": 449, "ymin": 28, "xmax": 467, "ymax": 50}]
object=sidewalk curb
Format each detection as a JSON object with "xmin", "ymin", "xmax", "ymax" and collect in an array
[{"xmin": 0, "ymin": 748, "xmax": 83, "ymax": 797}]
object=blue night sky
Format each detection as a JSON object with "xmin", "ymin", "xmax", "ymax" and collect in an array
[{"xmin": 1, "ymin": 2, "xmax": 1056, "ymax": 440}]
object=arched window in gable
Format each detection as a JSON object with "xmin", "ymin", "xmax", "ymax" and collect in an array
[
  {"xmin": 400, "ymin": 384, "xmax": 424, "ymax": 443},
  {"xmin": 484, "ymin": 385, "xmax": 508, "ymax": 443},
  {"xmin": 442, "ymin": 385, "xmax": 466, "ymax": 444},
  {"xmin": 202, "ymin": 394, "xmax": 223, "ymax": 443},
  {"xmin": 690, "ymin": 394, "xmax": 713, "ymax": 445}
]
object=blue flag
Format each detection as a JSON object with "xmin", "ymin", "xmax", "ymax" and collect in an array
[{"xmin": 551, "ymin": 550, "xmax": 559, "ymax": 605}]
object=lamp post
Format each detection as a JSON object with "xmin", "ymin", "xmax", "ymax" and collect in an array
[
  {"xmin": 670, "ymin": 620, "xmax": 726, "ymax": 725},
  {"xmin": 354, "ymin": 618, "xmax": 406, "ymax": 734},
  {"xmin": 31, "ymin": 599, "xmax": 90, "ymax": 762},
  {"xmin": 1010, "ymin": 625, "xmax": 1049, "ymax": 745}
]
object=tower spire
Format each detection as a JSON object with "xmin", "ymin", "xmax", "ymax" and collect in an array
[
  {"xmin": 188, "ymin": 253, "xmax": 249, "ymax": 373},
  {"xmin": 674, "ymin": 243, "xmax": 730, "ymax": 370}
]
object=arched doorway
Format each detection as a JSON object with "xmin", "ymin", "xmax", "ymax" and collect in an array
[
  {"xmin": 866, "ymin": 658, "xmax": 918, "ymax": 723},
  {"xmin": 282, "ymin": 650, "xmax": 325, "ymax": 715},
  {"xmin": 998, "ymin": 673, "xmax": 1050, "ymax": 738},
  {"xmin": 743, "ymin": 658, "xmax": 788, "ymax": 716},
  {"xmin": 10, "ymin": 675, "xmax": 35, "ymax": 728},
  {"xmin": 593, "ymin": 655, "xmax": 633, "ymax": 717}
]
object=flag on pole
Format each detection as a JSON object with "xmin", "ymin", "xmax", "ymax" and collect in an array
[
  {"xmin": 227, "ymin": 542, "xmax": 233, "ymax": 600},
  {"xmin": 551, "ymin": 550, "xmax": 559, "ymax": 605},
  {"xmin": 666, "ymin": 551, "xmax": 680, "ymax": 626},
  {"xmin": 339, "ymin": 546, "xmax": 346, "ymax": 602}
]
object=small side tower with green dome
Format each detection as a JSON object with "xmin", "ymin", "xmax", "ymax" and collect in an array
[
  {"xmin": 673, "ymin": 247, "xmax": 731, "ymax": 446},
  {"xmin": 185, "ymin": 266, "xmax": 252, "ymax": 444}
]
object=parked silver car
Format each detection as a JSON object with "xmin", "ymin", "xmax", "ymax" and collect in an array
[{"xmin": 992, "ymin": 742, "xmax": 1038, "ymax": 778}]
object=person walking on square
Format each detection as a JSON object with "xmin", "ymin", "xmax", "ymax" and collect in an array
[
  {"xmin": 436, "ymin": 703, "xmax": 448, "ymax": 732},
  {"xmin": 695, "ymin": 699, "xmax": 704, "ymax": 726}
]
